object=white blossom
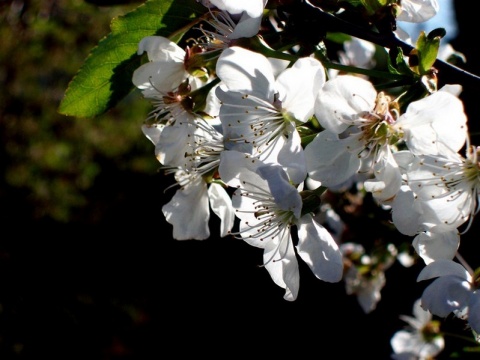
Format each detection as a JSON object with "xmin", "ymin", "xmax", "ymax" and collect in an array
[
  {"xmin": 417, "ymin": 259, "xmax": 480, "ymax": 333},
  {"xmin": 216, "ymin": 46, "xmax": 326, "ymax": 184},
  {"xmin": 204, "ymin": 0, "xmax": 266, "ymax": 39},
  {"xmin": 132, "ymin": 36, "xmax": 204, "ymax": 96},
  {"xmin": 340, "ymin": 242, "xmax": 397, "ymax": 313},
  {"xmin": 397, "ymin": 0, "xmax": 439, "ymax": 23},
  {"xmin": 405, "ymin": 143, "xmax": 480, "ymax": 232},
  {"xmin": 306, "ymin": 76, "xmax": 467, "ymax": 205},
  {"xmin": 144, "ymin": 121, "xmax": 235, "ymax": 240},
  {"xmin": 391, "ymin": 299, "xmax": 445, "ymax": 359},
  {"xmin": 219, "ymin": 150, "xmax": 343, "ymax": 300}
]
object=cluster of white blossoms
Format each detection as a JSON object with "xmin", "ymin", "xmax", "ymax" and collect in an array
[{"xmin": 132, "ymin": 0, "xmax": 480, "ymax": 357}]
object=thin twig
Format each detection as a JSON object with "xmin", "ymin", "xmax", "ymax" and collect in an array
[{"xmin": 303, "ymin": 0, "xmax": 480, "ymax": 85}]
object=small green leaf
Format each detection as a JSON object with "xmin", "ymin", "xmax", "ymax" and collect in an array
[
  {"xmin": 58, "ymin": 0, "xmax": 205, "ymax": 118},
  {"xmin": 416, "ymin": 29, "xmax": 441, "ymax": 75}
]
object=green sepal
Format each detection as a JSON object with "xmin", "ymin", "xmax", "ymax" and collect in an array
[
  {"xmin": 363, "ymin": 0, "xmax": 388, "ymax": 12},
  {"xmin": 190, "ymin": 77, "xmax": 221, "ymax": 114},
  {"xmin": 58, "ymin": 0, "xmax": 205, "ymax": 118},
  {"xmin": 300, "ymin": 186, "xmax": 327, "ymax": 217},
  {"xmin": 325, "ymin": 32, "xmax": 352, "ymax": 44},
  {"xmin": 298, "ymin": 124, "xmax": 320, "ymax": 147},
  {"xmin": 387, "ymin": 46, "xmax": 415, "ymax": 77},
  {"xmin": 394, "ymin": 80, "xmax": 429, "ymax": 113}
]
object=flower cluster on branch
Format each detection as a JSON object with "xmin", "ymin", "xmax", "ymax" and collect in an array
[{"xmin": 61, "ymin": 0, "xmax": 480, "ymax": 357}]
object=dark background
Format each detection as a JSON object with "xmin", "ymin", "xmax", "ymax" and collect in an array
[{"xmin": 1, "ymin": 1, "xmax": 479, "ymax": 358}]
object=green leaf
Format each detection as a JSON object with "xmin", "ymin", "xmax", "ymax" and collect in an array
[
  {"xmin": 416, "ymin": 29, "xmax": 441, "ymax": 75},
  {"xmin": 58, "ymin": 0, "xmax": 205, "ymax": 118}
]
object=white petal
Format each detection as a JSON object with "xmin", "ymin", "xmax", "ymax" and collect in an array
[
  {"xmin": 133, "ymin": 37, "xmax": 187, "ymax": 93},
  {"xmin": 417, "ymin": 259, "xmax": 471, "ymax": 282},
  {"xmin": 419, "ymin": 338, "xmax": 445, "ymax": 359},
  {"xmin": 208, "ymin": 183, "xmax": 235, "ymax": 237},
  {"xmin": 137, "ymin": 36, "xmax": 185, "ymax": 61},
  {"xmin": 468, "ymin": 292, "xmax": 480, "ymax": 333},
  {"xmin": 391, "ymin": 330, "xmax": 417, "ymax": 354},
  {"xmin": 439, "ymin": 83, "xmax": 462, "ymax": 96},
  {"xmin": 406, "ymin": 153, "xmax": 462, "ymax": 199},
  {"xmin": 397, "ymin": 0, "xmax": 439, "ymax": 22},
  {"xmin": 219, "ymin": 150, "xmax": 262, "ymax": 187},
  {"xmin": 305, "ymin": 130, "xmax": 361, "ymax": 187},
  {"xmin": 230, "ymin": 12, "xmax": 262, "ymax": 38},
  {"xmin": 363, "ymin": 146, "xmax": 402, "ymax": 203},
  {"xmin": 203, "ymin": 83, "xmax": 222, "ymax": 118},
  {"xmin": 263, "ymin": 233, "xmax": 300, "ymax": 301},
  {"xmin": 356, "ymin": 273, "xmax": 385, "ymax": 313},
  {"xmin": 209, "ymin": 0, "xmax": 265, "ymax": 17},
  {"xmin": 296, "ymin": 216, "xmax": 343, "ymax": 282},
  {"xmin": 215, "ymin": 87, "xmax": 256, "ymax": 153},
  {"xmin": 162, "ymin": 179, "xmax": 210, "ymax": 240},
  {"xmin": 274, "ymin": 126, "xmax": 307, "ymax": 185},
  {"xmin": 413, "ymin": 231, "xmax": 460, "ymax": 265},
  {"xmin": 391, "ymin": 186, "xmax": 422, "ymax": 236},
  {"xmin": 269, "ymin": 57, "xmax": 290, "ymax": 76},
  {"xmin": 420, "ymin": 275, "xmax": 471, "ymax": 317},
  {"xmin": 216, "ymin": 47, "xmax": 275, "ymax": 100},
  {"xmin": 257, "ymin": 164, "xmax": 303, "ymax": 218},
  {"xmin": 396, "ymin": 91, "xmax": 467, "ymax": 155},
  {"xmin": 156, "ymin": 121, "xmax": 197, "ymax": 167},
  {"xmin": 141, "ymin": 123, "xmax": 163, "ymax": 146},
  {"xmin": 315, "ymin": 75, "xmax": 376, "ymax": 134},
  {"xmin": 412, "ymin": 298, "xmax": 432, "ymax": 326},
  {"xmin": 132, "ymin": 61, "xmax": 187, "ymax": 94},
  {"xmin": 276, "ymin": 57, "xmax": 326, "ymax": 122},
  {"xmin": 419, "ymin": 190, "xmax": 473, "ymax": 230}
]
